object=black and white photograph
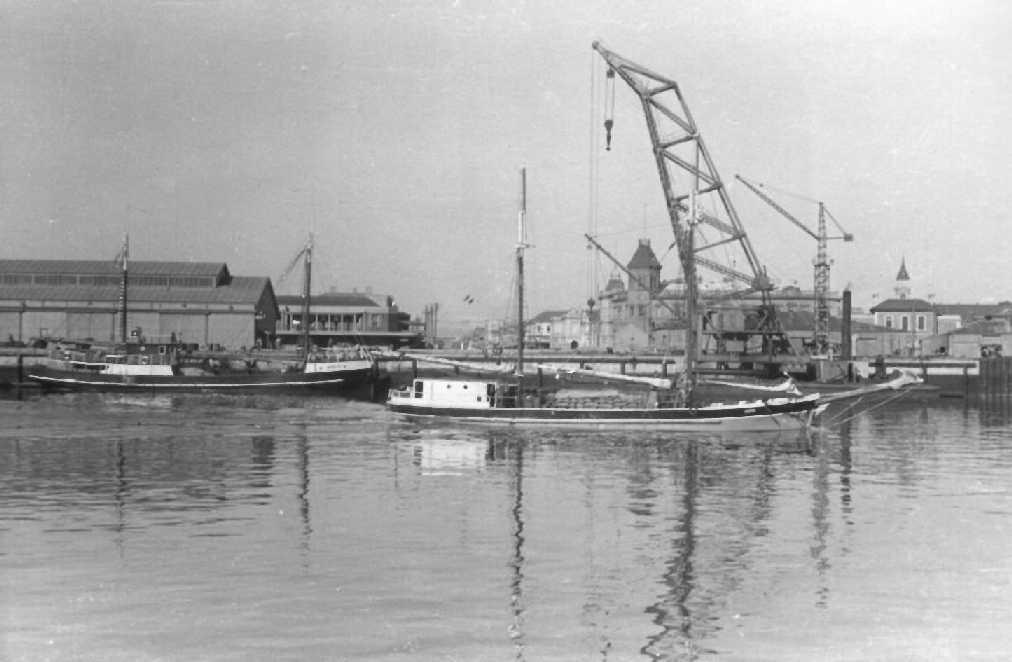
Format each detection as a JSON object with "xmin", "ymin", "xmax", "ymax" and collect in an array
[{"xmin": 2, "ymin": 1, "xmax": 1010, "ymax": 659}]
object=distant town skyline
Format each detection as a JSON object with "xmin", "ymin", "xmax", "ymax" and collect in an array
[{"xmin": 2, "ymin": 1, "xmax": 1009, "ymax": 324}]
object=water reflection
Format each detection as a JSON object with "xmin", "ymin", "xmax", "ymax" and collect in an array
[
  {"xmin": 640, "ymin": 441, "xmax": 700, "ymax": 661},
  {"xmin": 505, "ymin": 438, "xmax": 526, "ymax": 660},
  {"xmin": 3, "ymin": 429, "xmax": 286, "ymax": 538},
  {"xmin": 976, "ymin": 394, "xmax": 1012, "ymax": 428},
  {"xmin": 7, "ymin": 395, "xmax": 1011, "ymax": 660},
  {"xmin": 296, "ymin": 434, "xmax": 311, "ymax": 548},
  {"xmin": 810, "ymin": 430, "xmax": 831, "ymax": 609}
]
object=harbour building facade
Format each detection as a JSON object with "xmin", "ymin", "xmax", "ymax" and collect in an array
[
  {"xmin": 0, "ymin": 259, "xmax": 277, "ymax": 349},
  {"xmin": 274, "ymin": 291, "xmax": 418, "ymax": 349}
]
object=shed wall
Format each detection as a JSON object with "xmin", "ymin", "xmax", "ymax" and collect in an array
[
  {"xmin": 159, "ymin": 313, "xmax": 209, "ymax": 345},
  {"xmin": 209, "ymin": 313, "xmax": 254, "ymax": 348}
]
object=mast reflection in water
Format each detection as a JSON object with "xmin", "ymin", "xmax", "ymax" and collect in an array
[{"xmin": 3, "ymin": 393, "xmax": 1012, "ymax": 660}]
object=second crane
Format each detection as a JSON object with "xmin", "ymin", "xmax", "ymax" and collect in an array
[{"xmin": 735, "ymin": 174, "xmax": 853, "ymax": 356}]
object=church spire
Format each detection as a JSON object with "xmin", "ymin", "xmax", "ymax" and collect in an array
[
  {"xmin": 894, "ymin": 257, "xmax": 911, "ymax": 299},
  {"xmin": 896, "ymin": 257, "xmax": 910, "ymax": 282}
]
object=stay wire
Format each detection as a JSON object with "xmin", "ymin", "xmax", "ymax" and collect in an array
[{"xmin": 821, "ymin": 386, "xmax": 918, "ymax": 428}]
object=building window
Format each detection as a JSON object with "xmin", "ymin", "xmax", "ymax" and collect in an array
[
  {"xmin": 917, "ymin": 315, "xmax": 926, "ymax": 331},
  {"xmin": 135, "ymin": 276, "xmax": 169, "ymax": 287},
  {"xmin": 901, "ymin": 317, "xmax": 909, "ymax": 331},
  {"xmin": 885, "ymin": 316, "xmax": 893, "ymax": 329},
  {"xmin": 34, "ymin": 274, "xmax": 77, "ymax": 285}
]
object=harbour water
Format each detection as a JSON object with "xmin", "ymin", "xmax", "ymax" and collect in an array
[{"xmin": 2, "ymin": 392, "xmax": 1011, "ymax": 661}]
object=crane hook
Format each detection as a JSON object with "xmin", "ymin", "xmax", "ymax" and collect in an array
[{"xmin": 604, "ymin": 68, "xmax": 616, "ymax": 150}]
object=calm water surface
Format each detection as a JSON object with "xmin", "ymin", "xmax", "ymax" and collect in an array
[{"xmin": 2, "ymin": 392, "xmax": 1011, "ymax": 661}]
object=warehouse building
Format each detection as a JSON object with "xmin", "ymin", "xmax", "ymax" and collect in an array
[{"xmin": 0, "ymin": 259, "xmax": 277, "ymax": 349}]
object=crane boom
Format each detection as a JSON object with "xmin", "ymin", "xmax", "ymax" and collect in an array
[
  {"xmin": 592, "ymin": 41, "xmax": 772, "ymax": 292},
  {"xmin": 593, "ymin": 42, "xmax": 790, "ymax": 381},
  {"xmin": 735, "ymin": 175, "xmax": 820, "ymax": 241}
]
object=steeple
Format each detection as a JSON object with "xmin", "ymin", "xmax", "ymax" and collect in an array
[
  {"xmin": 627, "ymin": 239, "xmax": 661, "ymax": 293},
  {"xmin": 894, "ymin": 257, "xmax": 911, "ymax": 299},
  {"xmin": 896, "ymin": 257, "xmax": 910, "ymax": 282}
]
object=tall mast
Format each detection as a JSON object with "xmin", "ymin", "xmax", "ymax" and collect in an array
[
  {"xmin": 516, "ymin": 168, "xmax": 527, "ymax": 376},
  {"xmin": 684, "ymin": 190, "xmax": 698, "ymax": 401},
  {"xmin": 119, "ymin": 233, "xmax": 129, "ymax": 344},
  {"xmin": 302, "ymin": 234, "xmax": 313, "ymax": 361}
]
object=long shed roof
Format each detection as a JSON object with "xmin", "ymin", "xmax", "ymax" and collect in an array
[
  {"xmin": 0, "ymin": 259, "xmax": 230, "ymax": 279},
  {"xmin": 0, "ymin": 276, "xmax": 270, "ymax": 305}
]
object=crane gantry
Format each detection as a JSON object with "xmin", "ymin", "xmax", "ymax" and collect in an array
[{"xmin": 735, "ymin": 175, "xmax": 853, "ymax": 355}]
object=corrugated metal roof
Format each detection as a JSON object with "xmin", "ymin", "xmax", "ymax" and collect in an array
[
  {"xmin": 0, "ymin": 259, "xmax": 229, "ymax": 278},
  {"xmin": 0, "ymin": 276, "xmax": 269, "ymax": 305},
  {"xmin": 276, "ymin": 293, "xmax": 379, "ymax": 307}
]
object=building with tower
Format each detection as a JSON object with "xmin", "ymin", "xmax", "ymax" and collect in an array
[
  {"xmin": 867, "ymin": 257, "xmax": 1012, "ymax": 356},
  {"xmin": 869, "ymin": 258, "xmax": 951, "ymax": 355},
  {"xmin": 596, "ymin": 239, "xmax": 687, "ymax": 352}
]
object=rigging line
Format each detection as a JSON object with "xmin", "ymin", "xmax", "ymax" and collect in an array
[
  {"xmin": 820, "ymin": 394, "xmax": 866, "ymax": 426},
  {"xmin": 741, "ymin": 178, "xmax": 821, "ymax": 206},
  {"xmin": 823, "ymin": 387, "xmax": 917, "ymax": 428},
  {"xmin": 587, "ymin": 48, "xmax": 600, "ymax": 301},
  {"xmin": 823, "ymin": 207, "xmax": 849, "ymax": 235}
]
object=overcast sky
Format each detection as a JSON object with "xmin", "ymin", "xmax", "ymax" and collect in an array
[{"xmin": 2, "ymin": 0, "xmax": 1009, "ymax": 324}]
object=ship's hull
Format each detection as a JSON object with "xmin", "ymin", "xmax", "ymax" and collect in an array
[
  {"xmin": 388, "ymin": 397, "xmax": 826, "ymax": 432},
  {"xmin": 27, "ymin": 364, "xmax": 378, "ymax": 394}
]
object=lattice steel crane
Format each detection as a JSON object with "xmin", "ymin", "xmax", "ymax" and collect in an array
[
  {"xmin": 735, "ymin": 175, "xmax": 853, "ymax": 355},
  {"xmin": 591, "ymin": 41, "xmax": 791, "ymax": 373}
]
